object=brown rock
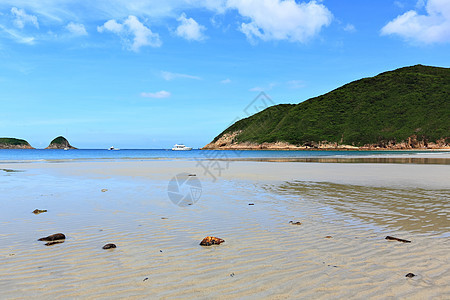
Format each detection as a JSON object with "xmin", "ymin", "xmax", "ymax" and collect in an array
[
  {"xmin": 289, "ymin": 221, "xmax": 302, "ymax": 225},
  {"xmin": 38, "ymin": 233, "xmax": 65, "ymax": 242},
  {"xmin": 32, "ymin": 209, "xmax": 47, "ymax": 215},
  {"xmin": 200, "ymin": 236, "xmax": 225, "ymax": 246},
  {"xmin": 102, "ymin": 243, "xmax": 117, "ymax": 249}
]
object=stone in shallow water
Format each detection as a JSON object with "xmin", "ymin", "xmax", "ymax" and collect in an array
[
  {"xmin": 200, "ymin": 237, "xmax": 225, "ymax": 246},
  {"xmin": 289, "ymin": 221, "xmax": 302, "ymax": 225},
  {"xmin": 102, "ymin": 243, "xmax": 117, "ymax": 250},
  {"xmin": 405, "ymin": 273, "xmax": 416, "ymax": 278},
  {"xmin": 385, "ymin": 236, "xmax": 411, "ymax": 243},
  {"xmin": 32, "ymin": 209, "xmax": 47, "ymax": 215},
  {"xmin": 101, "ymin": 189, "xmax": 108, "ymax": 192},
  {"xmin": 38, "ymin": 233, "xmax": 65, "ymax": 241}
]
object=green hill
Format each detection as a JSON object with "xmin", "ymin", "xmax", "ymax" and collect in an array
[
  {"xmin": 0, "ymin": 138, "xmax": 34, "ymax": 149},
  {"xmin": 46, "ymin": 136, "xmax": 77, "ymax": 149},
  {"xmin": 204, "ymin": 65, "xmax": 449, "ymax": 150}
]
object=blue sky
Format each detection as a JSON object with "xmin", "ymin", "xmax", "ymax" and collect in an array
[{"xmin": 0, "ymin": 0, "xmax": 449, "ymax": 149}]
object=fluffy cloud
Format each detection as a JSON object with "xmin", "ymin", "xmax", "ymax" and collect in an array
[
  {"xmin": 227, "ymin": 0, "xmax": 333, "ymax": 43},
  {"xmin": 140, "ymin": 90, "xmax": 171, "ymax": 98},
  {"xmin": 66, "ymin": 22, "xmax": 87, "ymax": 36},
  {"xmin": 11, "ymin": 7, "xmax": 39, "ymax": 29},
  {"xmin": 98, "ymin": 15, "xmax": 161, "ymax": 51},
  {"xmin": 381, "ymin": 0, "xmax": 450, "ymax": 43},
  {"xmin": 161, "ymin": 71, "xmax": 201, "ymax": 81},
  {"xmin": 176, "ymin": 13, "xmax": 206, "ymax": 41}
]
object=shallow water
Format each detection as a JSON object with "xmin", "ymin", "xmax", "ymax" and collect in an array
[{"xmin": 0, "ymin": 162, "xmax": 449, "ymax": 299}]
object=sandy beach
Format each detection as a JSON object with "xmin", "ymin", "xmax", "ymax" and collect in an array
[{"xmin": 0, "ymin": 159, "xmax": 449, "ymax": 299}]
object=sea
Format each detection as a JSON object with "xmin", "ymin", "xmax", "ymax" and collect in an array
[{"xmin": 0, "ymin": 148, "xmax": 440, "ymax": 163}]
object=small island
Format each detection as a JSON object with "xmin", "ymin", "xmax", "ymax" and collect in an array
[
  {"xmin": 45, "ymin": 136, "xmax": 77, "ymax": 149},
  {"xmin": 0, "ymin": 138, "xmax": 34, "ymax": 149}
]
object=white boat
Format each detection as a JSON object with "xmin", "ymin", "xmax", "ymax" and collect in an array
[
  {"xmin": 108, "ymin": 146, "xmax": 120, "ymax": 150},
  {"xmin": 63, "ymin": 148, "xmax": 69, "ymax": 151},
  {"xmin": 172, "ymin": 144, "xmax": 192, "ymax": 151}
]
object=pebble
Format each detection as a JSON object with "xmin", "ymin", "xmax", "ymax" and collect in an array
[
  {"xmin": 38, "ymin": 233, "xmax": 65, "ymax": 242},
  {"xmin": 200, "ymin": 236, "xmax": 225, "ymax": 246},
  {"xmin": 405, "ymin": 273, "xmax": 416, "ymax": 278},
  {"xmin": 102, "ymin": 243, "xmax": 117, "ymax": 250}
]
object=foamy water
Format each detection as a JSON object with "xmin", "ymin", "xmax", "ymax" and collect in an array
[{"xmin": 0, "ymin": 162, "xmax": 449, "ymax": 299}]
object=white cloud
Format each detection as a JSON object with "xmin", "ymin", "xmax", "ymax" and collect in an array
[
  {"xmin": 11, "ymin": 7, "xmax": 39, "ymax": 29},
  {"xmin": 227, "ymin": 0, "xmax": 333, "ymax": 43},
  {"xmin": 0, "ymin": 24, "xmax": 35, "ymax": 44},
  {"xmin": 220, "ymin": 78, "xmax": 231, "ymax": 84},
  {"xmin": 249, "ymin": 82, "xmax": 276, "ymax": 92},
  {"xmin": 343, "ymin": 24, "xmax": 356, "ymax": 32},
  {"xmin": 98, "ymin": 15, "xmax": 161, "ymax": 51},
  {"xmin": 161, "ymin": 71, "xmax": 201, "ymax": 81},
  {"xmin": 287, "ymin": 80, "xmax": 305, "ymax": 89},
  {"xmin": 66, "ymin": 22, "xmax": 87, "ymax": 36},
  {"xmin": 141, "ymin": 90, "xmax": 171, "ymax": 98},
  {"xmin": 381, "ymin": 0, "xmax": 450, "ymax": 43},
  {"xmin": 176, "ymin": 13, "xmax": 206, "ymax": 41}
]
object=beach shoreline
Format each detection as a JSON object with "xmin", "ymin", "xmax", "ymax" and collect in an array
[{"xmin": 0, "ymin": 159, "xmax": 449, "ymax": 299}]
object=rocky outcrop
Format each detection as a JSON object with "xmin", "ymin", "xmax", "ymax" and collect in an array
[
  {"xmin": 0, "ymin": 138, "xmax": 34, "ymax": 149},
  {"xmin": 202, "ymin": 132, "xmax": 450, "ymax": 151},
  {"xmin": 45, "ymin": 136, "xmax": 77, "ymax": 149}
]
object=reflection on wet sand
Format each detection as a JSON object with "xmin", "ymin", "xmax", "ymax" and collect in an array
[
  {"xmin": 212, "ymin": 157, "xmax": 450, "ymax": 164},
  {"xmin": 276, "ymin": 181, "xmax": 450, "ymax": 235}
]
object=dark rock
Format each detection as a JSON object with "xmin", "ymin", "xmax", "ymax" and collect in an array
[
  {"xmin": 405, "ymin": 273, "xmax": 416, "ymax": 278},
  {"xmin": 38, "ymin": 233, "xmax": 65, "ymax": 241},
  {"xmin": 325, "ymin": 236, "xmax": 332, "ymax": 238},
  {"xmin": 200, "ymin": 236, "xmax": 225, "ymax": 246},
  {"xmin": 248, "ymin": 203, "xmax": 255, "ymax": 205},
  {"xmin": 289, "ymin": 221, "xmax": 302, "ymax": 225},
  {"xmin": 102, "ymin": 243, "xmax": 116, "ymax": 249},
  {"xmin": 32, "ymin": 209, "xmax": 47, "ymax": 215},
  {"xmin": 188, "ymin": 174, "xmax": 196, "ymax": 176},
  {"xmin": 385, "ymin": 236, "xmax": 411, "ymax": 243},
  {"xmin": 143, "ymin": 278, "xmax": 148, "ymax": 281}
]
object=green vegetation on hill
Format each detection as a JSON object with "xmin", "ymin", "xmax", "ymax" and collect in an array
[
  {"xmin": 46, "ymin": 136, "xmax": 76, "ymax": 149},
  {"xmin": 50, "ymin": 136, "xmax": 69, "ymax": 145},
  {"xmin": 213, "ymin": 65, "xmax": 450, "ymax": 146},
  {"xmin": 0, "ymin": 138, "xmax": 30, "ymax": 146}
]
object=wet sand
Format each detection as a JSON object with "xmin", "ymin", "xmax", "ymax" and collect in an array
[{"xmin": 0, "ymin": 160, "xmax": 449, "ymax": 299}]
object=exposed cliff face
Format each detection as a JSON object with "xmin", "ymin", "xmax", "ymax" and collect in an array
[
  {"xmin": 0, "ymin": 138, "xmax": 34, "ymax": 149},
  {"xmin": 45, "ymin": 136, "xmax": 77, "ymax": 149},
  {"xmin": 202, "ymin": 132, "xmax": 450, "ymax": 150}
]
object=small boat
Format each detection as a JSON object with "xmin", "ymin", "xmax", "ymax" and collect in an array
[
  {"xmin": 172, "ymin": 144, "xmax": 192, "ymax": 151},
  {"xmin": 63, "ymin": 148, "xmax": 69, "ymax": 151},
  {"xmin": 108, "ymin": 146, "xmax": 120, "ymax": 150}
]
